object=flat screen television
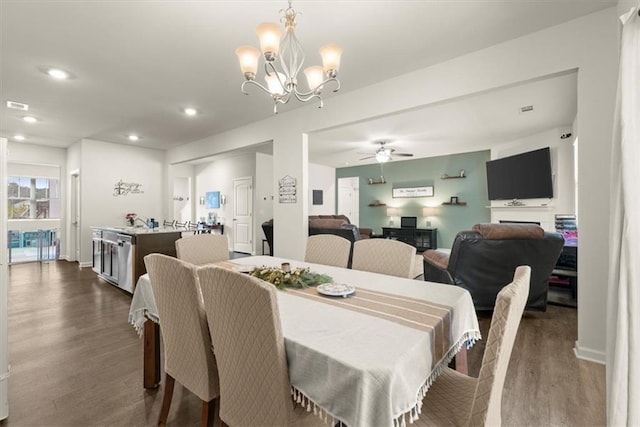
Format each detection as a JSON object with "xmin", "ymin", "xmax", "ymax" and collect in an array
[{"xmin": 486, "ymin": 147, "xmax": 553, "ymax": 200}]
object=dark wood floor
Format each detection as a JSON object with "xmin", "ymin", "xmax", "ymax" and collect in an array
[{"xmin": 1, "ymin": 260, "xmax": 605, "ymax": 426}]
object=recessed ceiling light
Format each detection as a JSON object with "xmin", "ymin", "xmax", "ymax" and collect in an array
[
  {"xmin": 183, "ymin": 107, "xmax": 198, "ymax": 116},
  {"xmin": 22, "ymin": 116, "xmax": 38, "ymax": 123},
  {"xmin": 47, "ymin": 68, "xmax": 71, "ymax": 80},
  {"xmin": 13, "ymin": 134, "xmax": 26, "ymax": 141},
  {"xmin": 128, "ymin": 134, "xmax": 140, "ymax": 142},
  {"xmin": 6, "ymin": 100, "xmax": 29, "ymax": 111}
]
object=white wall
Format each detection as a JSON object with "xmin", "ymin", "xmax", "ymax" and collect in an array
[
  {"xmin": 194, "ymin": 154, "xmax": 255, "ymax": 252},
  {"xmin": 165, "ymin": 8, "xmax": 619, "ymax": 361},
  {"xmin": 0, "ymin": 137, "xmax": 9, "ymax": 420},
  {"xmin": 489, "ymin": 127, "xmax": 576, "ymax": 230},
  {"xmin": 167, "ymin": 163, "xmax": 195, "ymax": 224},
  {"xmin": 255, "ymin": 152, "xmax": 273, "ymax": 254},
  {"xmin": 309, "ymin": 163, "xmax": 336, "ymax": 215},
  {"xmin": 77, "ymin": 139, "xmax": 165, "ymax": 265}
]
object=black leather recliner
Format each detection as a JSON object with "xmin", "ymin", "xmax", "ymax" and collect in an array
[{"xmin": 423, "ymin": 223, "xmax": 564, "ymax": 311}]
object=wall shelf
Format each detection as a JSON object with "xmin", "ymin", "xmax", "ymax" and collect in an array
[
  {"xmin": 441, "ymin": 170, "xmax": 466, "ymax": 179},
  {"xmin": 368, "ymin": 202, "xmax": 387, "ymax": 207},
  {"xmin": 442, "ymin": 202, "xmax": 467, "ymax": 206},
  {"xmin": 486, "ymin": 205, "xmax": 551, "ymax": 209},
  {"xmin": 367, "ymin": 180, "xmax": 387, "ymax": 185}
]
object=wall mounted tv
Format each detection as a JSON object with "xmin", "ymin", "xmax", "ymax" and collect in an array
[{"xmin": 486, "ymin": 147, "xmax": 553, "ymax": 200}]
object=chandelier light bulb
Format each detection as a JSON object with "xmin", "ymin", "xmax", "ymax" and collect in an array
[
  {"xmin": 320, "ymin": 44, "xmax": 343, "ymax": 76},
  {"xmin": 235, "ymin": 45, "xmax": 261, "ymax": 79},
  {"xmin": 304, "ymin": 66, "xmax": 325, "ymax": 91},
  {"xmin": 265, "ymin": 73, "xmax": 286, "ymax": 96},
  {"xmin": 256, "ymin": 22, "xmax": 283, "ymax": 60}
]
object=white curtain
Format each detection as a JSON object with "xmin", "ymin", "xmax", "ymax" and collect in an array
[{"xmin": 607, "ymin": 3, "xmax": 640, "ymax": 426}]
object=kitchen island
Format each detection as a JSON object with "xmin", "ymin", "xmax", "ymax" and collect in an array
[{"xmin": 91, "ymin": 226, "xmax": 185, "ymax": 293}]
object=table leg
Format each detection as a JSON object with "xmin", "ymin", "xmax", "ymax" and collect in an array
[
  {"xmin": 453, "ymin": 347, "xmax": 468, "ymax": 375},
  {"xmin": 144, "ymin": 320, "xmax": 160, "ymax": 389}
]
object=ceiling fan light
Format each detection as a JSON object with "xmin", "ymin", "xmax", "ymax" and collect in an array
[
  {"xmin": 376, "ymin": 148, "xmax": 391, "ymax": 163},
  {"xmin": 235, "ymin": 45, "xmax": 261, "ymax": 79},
  {"xmin": 320, "ymin": 44, "xmax": 343, "ymax": 77},
  {"xmin": 304, "ymin": 65, "xmax": 324, "ymax": 91},
  {"xmin": 256, "ymin": 22, "xmax": 283, "ymax": 61},
  {"xmin": 265, "ymin": 72, "xmax": 286, "ymax": 95}
]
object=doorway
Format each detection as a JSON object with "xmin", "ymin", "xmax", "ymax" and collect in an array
[
  {"xmin": 338, "ymin": 177, "xmax": 359, "ymax": 225},
  {"xmin": 232, "ymin": 177, "xmax": 253, "ymax": 254}
]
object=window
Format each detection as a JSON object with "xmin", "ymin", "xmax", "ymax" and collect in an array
[{"xmin": 7, "ymin": 176, "xmax": 60, "ymax": 219}]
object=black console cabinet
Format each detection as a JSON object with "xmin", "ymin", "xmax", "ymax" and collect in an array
[{"xmin": 381, "ymin": 227, "xmax": 437, "ymax": 251}]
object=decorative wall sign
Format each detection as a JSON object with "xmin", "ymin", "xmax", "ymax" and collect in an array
[
  {"xmin": 392, "ymin": 185, "xmax": 434, "ymax": 198},
  {"xmin": 279, "ymin": 175, "xmax": 297, "ymax": 203},
  {"xmin": 113, "ymin": 179, "xmax": 144, "ymax": 197}
]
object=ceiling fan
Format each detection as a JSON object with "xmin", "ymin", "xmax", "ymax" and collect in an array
[{"xmin": 358, "ymin": 141, "xmax": 414, "ymax": 163}]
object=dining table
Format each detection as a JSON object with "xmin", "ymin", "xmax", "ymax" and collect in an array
[{"xmin": 129, "ymin": 255, "xmax": 480, "ymax": 427}]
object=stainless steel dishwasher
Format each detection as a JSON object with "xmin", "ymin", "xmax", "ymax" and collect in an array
[
  {"xmin": 100, "ymin": 230, "xmax": 119, "ymax": 284},
  {"xmin": 116, "ymin": 234, "xmax": 134, "ymax": 293},
  {"xmin": 91, "ymin": 229, "xmax": 102, "ymax": 274}
]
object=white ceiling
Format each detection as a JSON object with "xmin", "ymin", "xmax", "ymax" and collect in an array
[{"xmin": 0, "ymin": 0, "xmax": 610, "ymax": 162}]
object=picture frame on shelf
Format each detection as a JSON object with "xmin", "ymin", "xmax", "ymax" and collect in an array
[{"xmin": 450, "ymin": 196, "xmax": 458, "ymax": 204}]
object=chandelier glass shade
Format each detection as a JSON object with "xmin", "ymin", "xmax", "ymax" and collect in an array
[{"xmin": 235, "ymin": 1, "xmax": 343, "ymax": 113}]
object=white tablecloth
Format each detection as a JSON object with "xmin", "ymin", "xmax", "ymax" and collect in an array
[{"xmin": 129, "ymin": 256, "xmax": 480, "ymax": 427}]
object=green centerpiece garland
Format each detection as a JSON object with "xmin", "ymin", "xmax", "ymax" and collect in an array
[{"xmin": 249, "ymin": 266, "xmax": 332, "ymax": 290}]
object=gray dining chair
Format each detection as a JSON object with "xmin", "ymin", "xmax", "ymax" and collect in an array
[
  {"xmin": 414, "ymin": 265, "xmax": 531, "ymax": 426},
  {"xmin": 304, "ymin": 234, "xmax": 351, "ymax": 268},
  {"xmin": 351, "ymin": 238, "xmax": 417, "ymax": 278},
  {"xmin": 197, "ymin": 266, "xmax": 324, "ymax": 426},
  {"xmin": 175, "ymin": 233, "xmax": 229, "ymax": 265},
  {"xmin": 144, "ymin": 253, "xmax": 220, "ymax": 426}
]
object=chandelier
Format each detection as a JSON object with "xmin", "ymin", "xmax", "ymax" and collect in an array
[{"xmin": 235, "ymin": 1, "xmax": 343, "ymax": 113}]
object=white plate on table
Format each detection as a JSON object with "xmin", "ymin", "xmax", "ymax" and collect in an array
[
  {"xmin": 233, "ymin": 265, "xmax": 255, "ymax": 274},
  {"xmin": 316, "ymin": 283, "xmax": 356, "ymax": 298}
]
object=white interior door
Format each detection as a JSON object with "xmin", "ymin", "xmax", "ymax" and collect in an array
[
  {"xmin": 233, "ymin": 177, "xmax": 253, "ymax": 254},
  {"xmin": 338, "ymin": 177, "xmax": 359, "ymax": 225}
]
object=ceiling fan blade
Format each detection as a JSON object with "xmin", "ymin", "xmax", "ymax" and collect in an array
[
  {"xmin": 394, "ymin": 153, "xmax": 414, "ymax": 157},
  {"xmin": 359, "ymin": 155, "xmax": 376, "ymax": 160}
]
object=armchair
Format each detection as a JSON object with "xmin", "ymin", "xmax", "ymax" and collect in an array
[{"xmin": 423, "ymin": 223, "xmax": 564, "ymax": 311}]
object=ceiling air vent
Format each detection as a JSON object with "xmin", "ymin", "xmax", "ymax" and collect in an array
[
  {"xmin": 519, "ymin": 105, "xmax": 534, "ymax": 114},
  {"xmin": 6, "ymin": 100, "xmax": 29, "ymax": 111}
]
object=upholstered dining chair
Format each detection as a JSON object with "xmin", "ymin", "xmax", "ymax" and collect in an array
[
  {"xmin": 144, "ymin": 254, "xmax": 220, "ymax": 426},
  {"xmin": 304, "ymin": 234, "xmax": 352, "ymax": 268},
  {"xmin": 414, "ymin": 265, "xmax": 531, "ymax": 427},
  {"xmin": 197, "ymin": 266, "xmax": 324, "ymax": 427},
  {"xmin": 175, "ymin": 233, "xmax": 229, "ymax": 265},
  {"xmin": 351, "ymin": 238, "xmax": 417, "ymax": 278}
]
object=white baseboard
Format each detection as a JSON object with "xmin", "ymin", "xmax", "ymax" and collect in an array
[
  {"xmin": 574, "ymin": 340, "xmax": 606, "ymax": 365},
  {"xmin": 78, "ymin": 261, "xmax": 92, "ymax": 268}
]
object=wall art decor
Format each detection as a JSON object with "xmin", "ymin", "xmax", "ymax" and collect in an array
[
  {"xmin": 392, "ymin": 185, "xmax": 434, "ymax": 198},
  {"xmin": 206, "ymin": 191, "xmax": 220, "ymax": 209},
  {"xmin": 113, "ymin": 179, "xmax": 144, "ymax": 197},
  {"xmin": 279, "ymin": 175, "xmax": 297, "ymax": 203}
]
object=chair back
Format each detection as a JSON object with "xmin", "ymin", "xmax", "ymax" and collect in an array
[
  {"xmin": 175, "ymin": 234, "xmax": 229, "ymax": 265},
  {"xmin": 198, "ymin": 266, "xmax": 293, "ymax": 426},
  {"xmin": 305, "ymin": 234, "xmax": 351, "ymax": 268},
  {"xmin": 143, "ymin": 253, "xmax": 219, "ymax": 401},
  {"xmin": 468, "ymin": 265, "xmax": 531, "ymax": 426},
  {"xmin": 352, "ymin": 239, "xmax": 417, "ymax": 278},
  {"xmin": 446, "ymin": 223, "xmax": 564, "ymax": 310}
]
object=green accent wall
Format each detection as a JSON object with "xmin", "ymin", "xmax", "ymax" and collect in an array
[{"xmin": 336, "ymin": 150, "xmax": 491, "ymax": 249}]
